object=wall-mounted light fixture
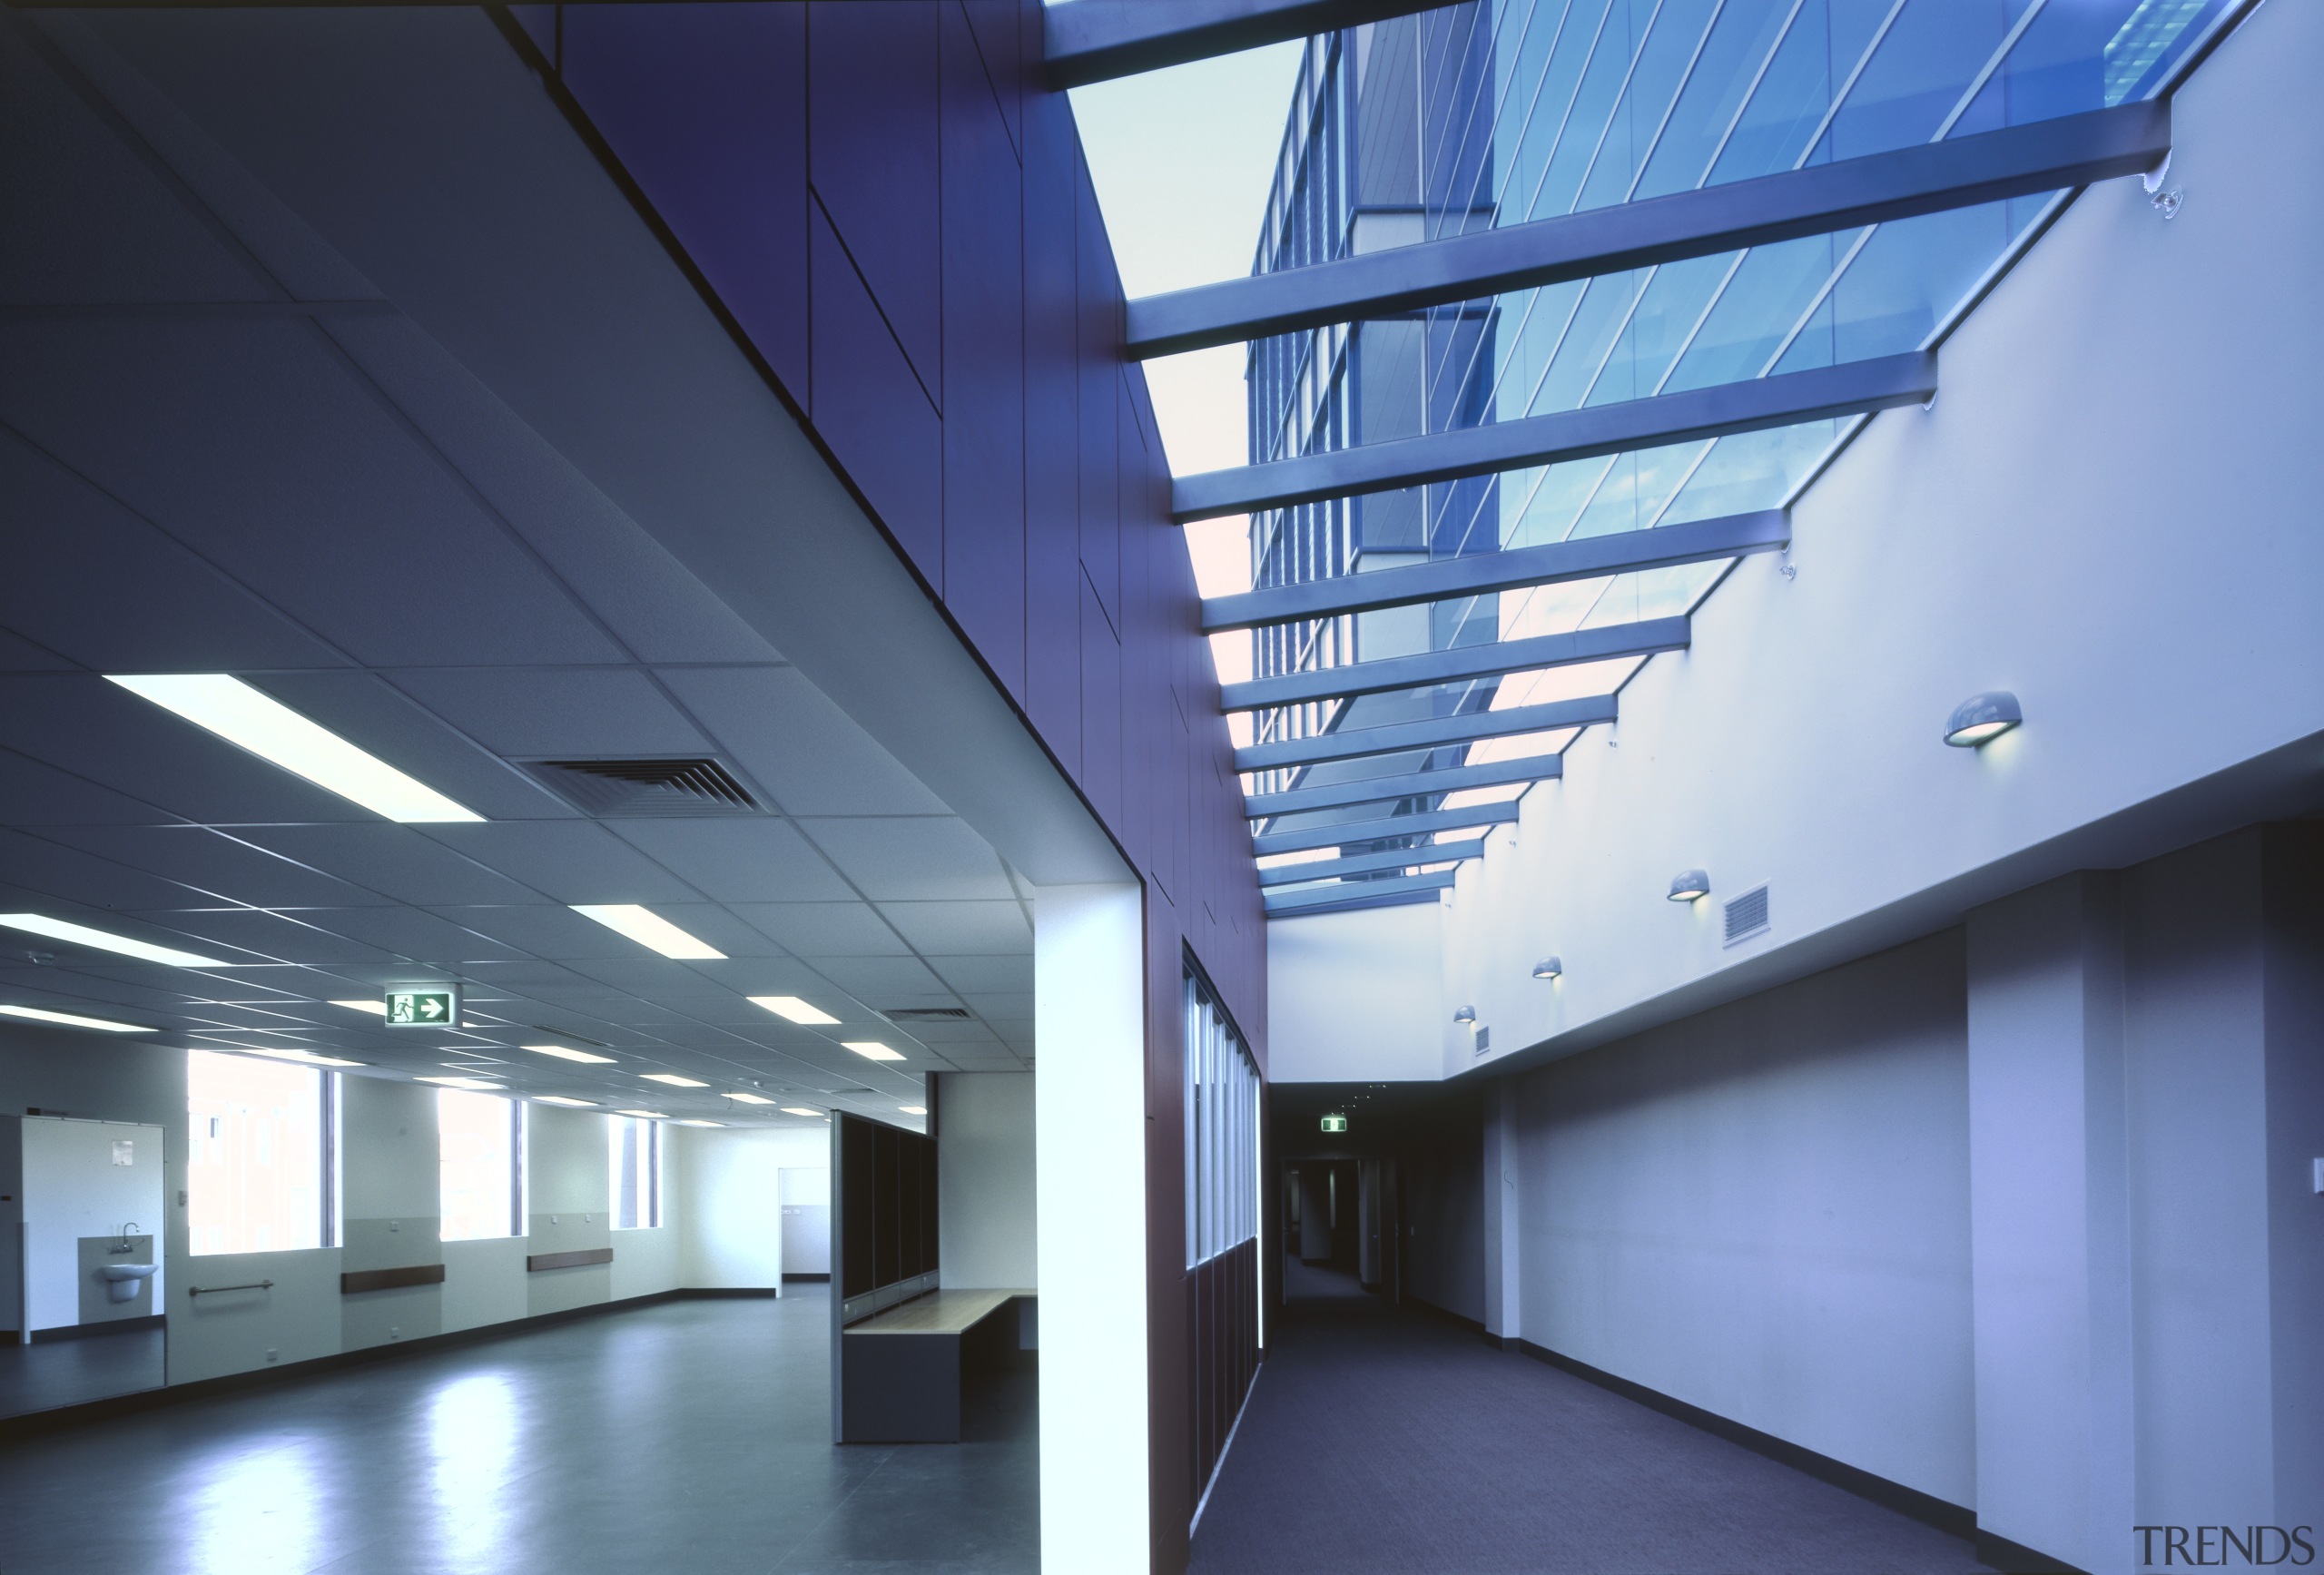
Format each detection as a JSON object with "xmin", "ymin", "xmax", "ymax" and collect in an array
[
  {"xmin": 1668, "ymin": 870, "xmax": 1710, "ymax": 902},
  {"xmin": 1531, "ymin": 957, "xmax": 1562, "ymax": 979},
  {"xmin": 1452, "ymin": 1005, "xmax": 1476, "ymax": 1025},
  {"xmin": 1944, "ymin": 691, "xmax": 2023, "ymax": 747}
]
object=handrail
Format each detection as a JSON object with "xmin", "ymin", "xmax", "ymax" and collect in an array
[{"xmin": 188, "ymin": 1280, "xmax": 274, "ymax": 1297}]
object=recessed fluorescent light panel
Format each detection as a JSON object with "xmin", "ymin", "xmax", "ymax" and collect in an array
[
  {"xmin": 222, "ymin": 1045, "xmax": 363, "ymax": 1068},
  {"xmin": 899, "ymin": 1105, "xmax": 927, "ymax": 1116},
  {"xmin": 842, "ymin": 1041, "xmax": 905, "ymax": 1062},
  {"xmin": 640, "ymin": 1073, "xmax": 707, "ymax": 1088},
  {"xmin": 418, "ymin": 1075, "xmax": 504, "ymax": 1090},
  {"xmin": 533, "ymin": 1096, "xmax": 599, "ymax": 1107},
  {"xmin": 570, "ymin": 904, "xmax": 724, "ymax": 960},
  {"xmin": 525, "ymin": 1043, "xmax": 615, "ymax": 1065},
  {"xmin": 674, "ymin": 1119, "xmax": 723, "ymax": 1127},
  {"xmin": 330, "ymin": 999, "xmax": 387, "ymax": 1015},
  {"xmin": 751, "ymin": 995, "xmax": 840, "ymax": 1025},
  {"xmin": 779, "ymin": 1107, "xmax": 823, "ymax": 1117},
  {"xmin": 0, "ymin": 1004, "xmax": 149, "ymax": 1033},
  {"xmin": 614, "ymin": 1108, "xmax": 668, "ymax": 1120},
  {"xmin": 723, "ymin": 1091, "xmax": 774, "ymax": 1105},
  {"xmin": 0, "ymin": 913, "xmax": 225, "ymax": 969},
  {"xmin": 106, "ymin": 674, "xmax": 480, "ymax": 822}
]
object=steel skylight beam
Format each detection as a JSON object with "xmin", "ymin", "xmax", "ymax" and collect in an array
[
  {"xmin": 1044, "ymin": 0, "xmax": 1439, "ymax": 88},
  {"xmin": 1235, "ymin": 695, "xmax": 1617, "ymax": 773},
  {"xmin": 1263, "ymin": 869, "xmax": 1456, "ymax": 915},
  {"xmin": 1258, "ymin": 840, "xmax": 1485, "ymax": 886},
  {"xmin": 1245, "ymin": 753, "xmax": 1563, "ymax": 820},
  {"xmin": 1174, "ymin": 354, "xmax": 1934, "ymax": 522},
  {"xmin": 1251, "ymin": 802, "xmax": 1520, "ymax": 857},
  {"xmin": 1204, "ymin": 512, "xmax": 1784, "ymax": 632},
  {"xmin": 1127, "ymin": 103, "xmax": 2168, "ymax": 357},
  {"xmin": 1222, "ymin": 616, "xmax": 1688, "ymax": 711}
]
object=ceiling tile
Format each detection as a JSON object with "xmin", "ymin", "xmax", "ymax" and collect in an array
[
  {"xmin": 0, "ymin": 832, "xmax": 220, "ymax": 912},
  {"xmin": 608, "ymin": 820, "xmax": 853, "ymax": 904},
  {"xmin": 230, "ymin": 823, "xmax": 541, "ymax": 906},
  {"xmin": 386, "ymin": 667, "xmax": 710, "ymax": 759},
  {"xmin": 794, "ymin": 818, "xmax": 1013, "ymax": 901},
  {"xmin": 414, "ymin": 822, "xmax": 699, "ymax": 904},
  {"xmin": 119, "ymin": 908, "xmax": 400, "ymax": 966},
  {"xmin": 924, "ymin": 955, "xmax": 1035, "ymax": 995},
  {"xmin": 41, "ymin": 825, "xmax": 389, "ymax": 910},
  {"xmin": 876, "ymin": 901, "xmax": 1030, "ymax": 957},
  {"xmin": 961, "ymin": 992, "xmax": 1036, "ymax": 1021},
  {"xmin": 0, "ymin": 426, "xmax": 349, "ymax": 672},
  {"xmin": 657, "ymin": 666, "xmax": 950, "ymax": 816},
  {"xmin": 0, "ymin": 747, "xmax": 180, "ymax": 827},
  {"xmin": 290, "ymin": 907, "xmax": 533, "ymax": 966},
  {"xmin": 809, "ymin": 954, "xmax": 948, "ymax": 1000},
  {"xmin": 731, "ymin": 902, "xmax": 906, "ymax": 958}
]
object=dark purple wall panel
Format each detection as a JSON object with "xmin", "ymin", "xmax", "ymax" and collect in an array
[
  {"xmin": 560, "ymin": 3, "xmax": 810, "ymax": 399},
  {"xmin": 808, "ymin": 0, "xmax": 942, "ymax": 406},
  {"xmin": 940, "ymin": 3, "xmax": 1026, "ymax": 702},
  {"xmin": 1078, "ymin": 567, "xmax": 1123, "ymax": 837},
  {"xmin": 548, "ymin": 9, "xmax": 1266, "ymax": 1562},
  {"xmin": 811, "ymin": 205, "xmax": 943, "ymax": 588},
  {"xmin": 1019, "ymin": 80, "xmax": 1082, "ymax": 779}
]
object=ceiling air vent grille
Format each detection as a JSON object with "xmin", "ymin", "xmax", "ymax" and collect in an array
[
  {"xmin": 1724, "ymin": 884, "xmax": 1771, "ymax": 947},
  {"xmin": 522, "ymin": 758, "xmax": 758, "ymax": 817},
  {"xmin": 881, "ymin": 1008, "xmax": 972, "ymax": 1022}
]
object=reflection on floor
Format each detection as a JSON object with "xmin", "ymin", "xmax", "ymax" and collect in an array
[
  {"xmin": 1191, "ymin": 1260, "xmax": 1989, "ymax": 1575},
  {"xmin": 0, "ymin": 1326, "xmax": 165, "ymax": 1417},
  {"xmin": 0, "ymin": 1289, "xmax": 1038, "ymax": 1575}
]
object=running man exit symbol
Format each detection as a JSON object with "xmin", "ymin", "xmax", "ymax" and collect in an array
[
  {"xmin": 1320, "ymin": 1114, "xmax": 1348, "ymax": 1134},
  {"xmin": 386, "ymin": 989, "xmax": 457, "ymax": 1027}
]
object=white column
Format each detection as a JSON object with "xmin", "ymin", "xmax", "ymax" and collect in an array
[
  {"xmin": 1965, "ymin": 872, "xmax": 2135, "ymax": 1575},
  {"xmin": 1481, "ymin": 1078, "xmax": 1521, "ymax": 1345},
  {"xmin": 1033, "ymin": 882, "xmax": 1149, "ymax": 1573}
]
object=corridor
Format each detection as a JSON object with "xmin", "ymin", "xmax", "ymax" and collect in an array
[{"xmin": 1190, "ymin": 1265, "xmax": 1989, "ymax": 1575}]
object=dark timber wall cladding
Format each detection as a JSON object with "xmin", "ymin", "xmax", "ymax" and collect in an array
[{"xmin": 504, "ymin": 6, "xmax": 1265, "ymax": 1567}]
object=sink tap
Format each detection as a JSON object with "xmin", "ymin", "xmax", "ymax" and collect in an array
[{"xmin": 112, "ymin": 1221, "xmax": 141, "ymax": 1254}]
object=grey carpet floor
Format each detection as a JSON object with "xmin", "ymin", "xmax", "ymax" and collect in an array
[{"xmin": 1190, "ymin": 1264, "xmax": 1992, "ymax": 1575}]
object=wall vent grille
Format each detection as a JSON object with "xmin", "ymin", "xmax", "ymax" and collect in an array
[
  {"xmin": 520, "ymin": 758, "xmax": 758, "ymax": 817},
  {"xmin": 1724, "ymin": 884, "xmax": 1771, "ymax": 946},
  {"xmin": 881, "ymin": 1008, "xmax": 971, "ymax": 1022}
]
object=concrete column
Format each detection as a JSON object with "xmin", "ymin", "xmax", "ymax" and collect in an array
[
  {"xmin": 1033, "ymin": 882, "xmax": 1148, "ymax": 1573},
  {"xmin": 1965, "ymin": 872, "xmax": 2134, "ymax": 1573},
  {"xmin": 1481, "ymin": 1078, "xmax": 1521, "ymax": 1344}
]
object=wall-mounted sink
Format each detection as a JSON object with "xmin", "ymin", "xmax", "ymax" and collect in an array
[{"xmin": 102, "ymin": 1263, "xmax": 159, "ymax": 1303}]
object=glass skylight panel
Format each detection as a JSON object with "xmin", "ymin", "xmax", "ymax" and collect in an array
[{"xmin": 105, "ymin": 674, "xmax": 480, "ymax": 823}]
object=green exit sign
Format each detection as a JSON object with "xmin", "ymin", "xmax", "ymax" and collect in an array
[
  {"xmin": 386, "ymin": 989, "xmax": 458, "ymax": 1027},
  {"xmin": 1319, "ymin": 1114, "xmax": 1348, "ymax": 1134}
]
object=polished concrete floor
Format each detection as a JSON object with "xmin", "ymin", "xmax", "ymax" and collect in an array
[
  {"xmin": 0, "ymin": 1290, "xmax": 1037, "ymax": 1575},
  {"xmin": 0, "ymin": 1324, "xmax": 166, "ymax": 1416},
  {"xmin": 1191, "ymin": 1260, "xmax": 1991, "ymax": 1574}
]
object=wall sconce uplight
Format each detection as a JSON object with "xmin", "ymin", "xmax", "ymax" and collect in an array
[
  {"xmin": 1944, "ymin": 691, "xmax": 2023, "ymax": 747},
  {"xmin": 1532, "ymin": 957, "xmax": 1562, "ymax": 979},
  {"xmin": 1452, "ymin": 1005, "xmax": 1477, "ymax": 1025},
  {"xmin": 1668, "ymin": 870, "xmax": 1710, "ymax": 902}
]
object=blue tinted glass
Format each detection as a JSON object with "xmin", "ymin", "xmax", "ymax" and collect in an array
[
  {"xmin": 1573, "ymin": 0, "xmax": 1723, "ymax": 213},
  {"xmin": 1633, "ymin": 1, "xmax": 1803, "ymax": 199},
  {"xmin": 1817, "ymin": 0, "xmax": 2015, "ymax": 162}
]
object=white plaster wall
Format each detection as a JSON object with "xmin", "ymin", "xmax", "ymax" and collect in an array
[
  {"xmin": 1438, "ymin": 0, "xmax": 2324, "ymax": 1076},
  {"xmin": 935, "ymin": 1072, "xmax": 1036, "ymax": 1289},
  {"xmin": 1511, "ymin": 932, "xmax": 1975, "ymax": 1509},
  {"xmin": 1266, "ymin": 901, "xmax": 1448, "ymax": 1083},
  {"xmin": 674, "ymin": 1126, "xmax": 823, "ymax": 1289},
  {"xmin": 441, "ymin": 1235, "xmax": 527, "ymax": 1333}
]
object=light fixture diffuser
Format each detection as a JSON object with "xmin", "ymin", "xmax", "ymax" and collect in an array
[
  {"xmin": 532, "ymin": 1096, "xmax": 599, "ymax": 1107},
  {"xmin": 570, "ymin": 904, "xmax": 725, "ymax": 960},
  {"xmin": 899, "ymin": 1105, "xmax": 927, "ymax": 1116},
  {"xmin": 842, "ymin": 1041, "xmax": 905, "ymax": 1062},
  {"xmin": 330, "ymin": 999, "xmax": 387, "ymax": 1015},
  {"xmin": 0, "ymin": 1003, "xmax": 149, "ymax": 1032},
  {"xmin": 614, "ymin": 1109, "xmax": 669, "ymax": 1120},
  {"xmin": 1531, "ymin": 957, "xmax": 1563, "ymax": 980},
  {"xmin": 779, "ymin": 1107, "xmax": 823, "ymax": 1117},
  {"xmin": 674, "ymin": 1119, "xmax": 724, "ymax": 1127},
  {"xmin": 217, "ymin": 1044, "xmax": 363, "ymax": 1068},
  {"xmin": 1668, "ymin": 870, "xmax": 1710, "ymax": 902},
  {"xmin": 751, "ymin": 995, "xmax": 840, "ymax": 1025},
  {"xmin": 418, "ymin": 1075, "xmax": 504, "ymax": 1090},
  {"xmin": 1944, "ymin": 690, "xmax": 2024, "ymax": 747},
  {"xmin": 640, "ymin": 1072, "xmax": 708, "ymax": 1088},
  {"xmin": 0, "ymin": 913, "xmax": 226, "ymax": 969},
  {"xmin": 106, "ymin": 674, "xmax": 480, "ymax": 822},
  {"xmin": 724, "ymin": 1091, "xmax": 775, "ymax": 1105},
  {"xmin": 1452, "ymin": 1006, "xmax": 1476, "ymax": 1025},
  {"xmin": 525, "ymin": 1043, "xmax": 615, "ymax": 1065}
]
